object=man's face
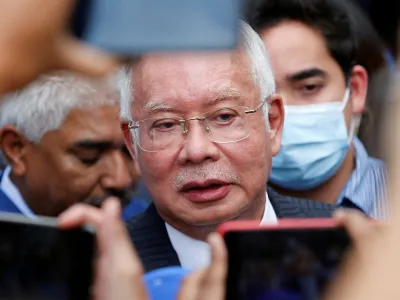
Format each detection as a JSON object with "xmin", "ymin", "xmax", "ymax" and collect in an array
[
  {"xmin": 128, "ymin": 52, "xmax": 283, "ymax": 228},
  {"xmin": 260, "ymin": 20, "xmax": 366, "ymax": 127},
  {"xmin": 10, "ymin": 106, "xmax": 136, "ymax": 216}
]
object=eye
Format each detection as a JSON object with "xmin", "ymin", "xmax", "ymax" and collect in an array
[
  {"xmin": 300, "ymin": 83, "xmax": 323, "ymax": 94},
  {"xmin": 75, "ymin": 149, "xmax": 102, "ymax": 166},
  {"xmin": 152, "ymin": 118, "xmax": 180, "ymax": 131},
  {"xmin": 212, "ymin": 109, "xmax": 238, "ymax": 124},
  {"xmin": 79, "ymin": 156, "xmax": 100, "ymax": 166}
]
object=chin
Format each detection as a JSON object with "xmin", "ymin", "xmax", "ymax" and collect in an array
[{"xmin": 183, "ymin": 205, "xmax": 246, "ymax": 227}]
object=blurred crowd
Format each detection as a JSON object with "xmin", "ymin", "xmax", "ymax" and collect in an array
[{"xmin": 0, "ymin": 0, "xmax": 399, "ymax": 299}]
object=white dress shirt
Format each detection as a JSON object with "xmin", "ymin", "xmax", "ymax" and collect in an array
[
  {"xmin": 166, "ymin": 192, "xmax": 277, "ymax": 270},
  {"xmin": 0, "ymin": 166, "xmax": 37, "ymax": 218}
]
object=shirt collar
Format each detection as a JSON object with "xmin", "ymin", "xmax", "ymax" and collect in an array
[
  {"xmin": 339, "ymin": 137, "xmax": 371, "ymax": 214},
  {"xmin": 0, "ymin": 166, "xmax": 37, "ymax": 218},
  {"xmin": 165, "ymin": 192, "xmax": 277, "ymax": 271}
]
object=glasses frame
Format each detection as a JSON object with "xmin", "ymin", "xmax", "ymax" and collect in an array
[{"xmin": 127, "ymin": 100, "xmax": 266, "ymax": 152}]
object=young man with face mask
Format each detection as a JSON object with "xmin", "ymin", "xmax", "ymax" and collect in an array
[{"xmin": 248, "ymin": 0, "xmax": 388, "ymax": 219}]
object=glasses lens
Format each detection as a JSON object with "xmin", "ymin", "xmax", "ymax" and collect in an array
[
  {"xmin": 132, "ymin": 106, "xmax": 254, "ymax": 152},
  {"xmin": 133, "ymin": 117, "xmax": 184, "ymax": 152},
  {"xmin": 205, "ymin": 106, "xmax": 251, "ymax": 143}
]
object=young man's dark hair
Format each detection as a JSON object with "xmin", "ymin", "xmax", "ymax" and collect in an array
[{"xmin": 246, "ymin": 0, "xmax": 357, "ymax": 77}]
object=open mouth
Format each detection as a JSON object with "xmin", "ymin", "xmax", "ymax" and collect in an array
[{"xmin": 180, "ymin": 180, "xmax": 232, "ymax": 202}]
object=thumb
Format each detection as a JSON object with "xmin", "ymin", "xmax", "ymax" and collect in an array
[
  {"xmin": 197, "ymin": 233, "xmax": 227, "ymax": 300},
  {"xmin": 333, "ymin": 209, "xmax": 374, "ymax": 248},
  {"xmin": 55, "ymin": 35, "xmax": 118, "ymax": 77},
  {"xmin": 177, "ymin": 270, "xmax": 204, "ymax": 300}
]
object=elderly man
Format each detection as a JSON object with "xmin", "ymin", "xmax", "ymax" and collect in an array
[
  {"xmin": 118, "ymin": 22, "xmax": 337, "ymax": 272},
  {"xmin": 0, "ymin": 71, "xmax": 142, "ymax": 217},
  {"xmin": 247, "ymin": 0, "xmax": 388, "ymax": 219}
]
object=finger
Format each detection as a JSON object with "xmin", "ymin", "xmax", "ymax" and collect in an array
[
  {"xmin": 101, "ymin": 197, "xmax": 122, "ymax": 219},
  {"xmin": 334, "ymin": 209, "xmax": 374, "ymax": 246},
  {"xmin": 197, "ymin": 233, "xmax": 228, "ymax": 300},
  {"xmin": 98, "ymin": 199, "xmax": 145, "ymax": 278},
  {"xmin": 55, "ymin": 35, "xmax": 118, "ymax": 77},
  {"xmin": 98, "ymin": 199, "xmax": 131, "ymax": 253},
  {"xmin": 58, "ymin": 203, "xmax": 102, "ymax": 228},
  {"xmin": 177, "ymin": 270, "xmax": 204, "ymax": 300}
]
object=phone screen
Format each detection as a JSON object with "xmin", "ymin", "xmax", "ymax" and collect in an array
[
  {"xmin": 225, "ymin": 227, "xmax": 350, "ymax": 300},
  {"xmin": 0, "ymin": 217, "xmax": 94, "ymax": 300}
]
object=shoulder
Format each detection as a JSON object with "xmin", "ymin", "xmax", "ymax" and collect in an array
[
  {"xmin": 122, "ymin": 198, "xmax": 149, "ymax": 221},
  {"xmin": 124, "ymin": 204, "xmax": 180, "ymax": 271},
  {"xmin": 125, "ymin": 204, "xmax": 167, "ymax": 243},
  {"xmin": 361, "ymin": 156, "xmax": 388, "ymax": 190},
  {"xmin": 267, "ymin": 186, "xmax": 336, "ymax": 219},
  {"xmin": 354, "ymin": 138, "xmax": 387, "ymax": 179},
  {"xmin": 125, "ymin": 206, "xmax": 155, "ymax": 236},
  {"xmin": 366, "ymin": 156, "xmax": 387, "ymax": 174}
]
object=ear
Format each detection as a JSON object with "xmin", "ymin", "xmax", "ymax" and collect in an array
[
  {"xmin": 267, "ymin": 94, "xmax": 284, "ymax": 157},
  {"xmin": 0, "ymin": 125, "xmax": 30, "ymax": 176},
  {"xmin": 349, "ymin": 65, "xmax": 368, "ymax": 115},
  {"xmin": 121, "ymin": 122, "xmax": 141, "ymax": 176},
  {"xmin": 121, "ymin": 122, "xmax": 137, "ymax": 159}
]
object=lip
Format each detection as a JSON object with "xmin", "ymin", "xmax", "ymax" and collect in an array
[{"xmin": 180, "ymin": 179, "xmax": 232, "ymax": 203}]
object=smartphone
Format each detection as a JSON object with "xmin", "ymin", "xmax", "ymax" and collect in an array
[
  {"xmin": 218, "ymin": 219, "xmax": 351, "ymax": 300},
  {"xmin": 0, "ymin": 213, "xmax": 95, "ymax": 300},
  {"xmin": 71, "ymin": 0, "xmax": 243, "ymax": 56}
]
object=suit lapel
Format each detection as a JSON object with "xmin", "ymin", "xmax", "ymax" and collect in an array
[
  {"xmin": 267, "ymin": 186, "xmax": 336, "ymax": 218},
  {"xmin": 126, "ymin": 204, "xmax": 180, "ymax": 272}
]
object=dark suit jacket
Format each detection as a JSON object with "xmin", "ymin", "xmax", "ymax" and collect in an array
[
  {"xmin": 0, "ymin": 173, "xmax": 22, "ymax": 214},
  {"xmin": 126, "ymin": 187, "xmax": 337, "ymax": 272}
]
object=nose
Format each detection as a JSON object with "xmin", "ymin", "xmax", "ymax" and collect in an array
[
  {"xmin": 101, "ymin": 150, "xmax": 133, "ymax": 190},
  {"xmin": 177, "ymin": 120, "xmax": 220, "ymax": 165}
]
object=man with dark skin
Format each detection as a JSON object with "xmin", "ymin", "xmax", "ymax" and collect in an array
[{"xmin": 0, "ymin": 71, "xmax": 136, "ymax": 217}]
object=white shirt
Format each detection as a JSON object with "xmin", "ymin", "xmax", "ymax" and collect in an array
[
  {"xmin": 0, "ymin": 166, "xmax": 37, "ymax": 218},
  {"xmin": 166, "ymin": 192, "xmax": 277, "ymax": 270}
]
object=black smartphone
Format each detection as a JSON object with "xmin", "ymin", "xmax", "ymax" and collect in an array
[
  {"xmin": 71, "ymin": 0, "xmax": 243, "ymax": 57},
  {"xmin": 0, "ymin": 213, "xmax": 95, "ymax": 300},
  {"xmin": 218, "ymin": 219, "xmax": 351, "ymax": 300}
]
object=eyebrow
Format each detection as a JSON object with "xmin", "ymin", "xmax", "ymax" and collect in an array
[
  {"xmin": 143, "ymin": 100, "xmax": 177, "ymax": 114},
  {"xmin": 287, "ymin": 68, "xmax": 327, "ymax": 82},
  {"xmin": 206, "ymin": 88, "xmax": 244, "ymax": 106}
]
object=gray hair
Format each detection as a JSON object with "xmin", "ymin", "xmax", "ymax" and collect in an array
[
  {"xmin": 118, "ymin": 21, "xmax": 276, "ymax": 126},
  {"xmin": 0, "ymin": 71, "xmax": 119, "ymax": 143}
]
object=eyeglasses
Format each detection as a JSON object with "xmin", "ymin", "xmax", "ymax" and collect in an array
[{"xmin": 127, "ymin": 101, "xmax": 266, "ymax": 152}]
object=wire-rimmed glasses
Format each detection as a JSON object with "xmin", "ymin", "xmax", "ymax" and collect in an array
[{"xmin": 127, "ymin": 101, "xmax": 266, "ymax": 152}]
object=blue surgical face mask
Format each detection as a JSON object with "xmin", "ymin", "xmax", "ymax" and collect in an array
[{"xmin": 270, "ymin": 88, "xmax": 358, "ymax": 190}]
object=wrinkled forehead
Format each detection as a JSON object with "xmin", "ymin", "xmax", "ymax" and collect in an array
[{"xmin": 131, "ymin": 51, "xmax": 256, "ymax": 115}]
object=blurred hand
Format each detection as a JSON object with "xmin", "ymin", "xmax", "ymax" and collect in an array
[
  {"xmin": 0, "ymin": 0, "xmax": 117, "ymax": 95},
  {"xmin": 59, "ymin": 198, "xmax": 148, "ymax": 300},
  {"xmin": 323, "ymin": 209, "xmax": 400, "ymax": 300},
  {"xmin": 178, "ymin": 233, "xmax": 228, "ymax": 300},
  {"xmin": 59, "ymin": 199, "xmax": 228, "ymax": 300}
]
